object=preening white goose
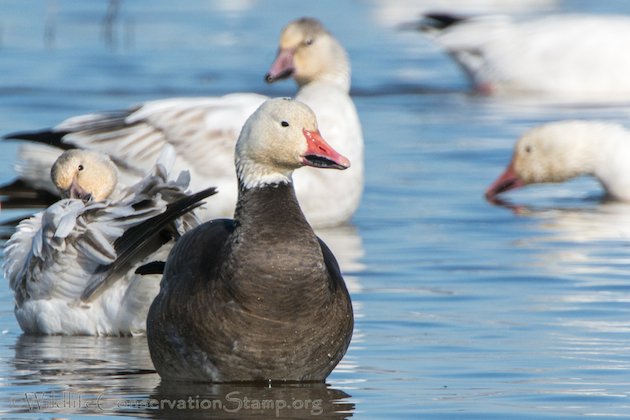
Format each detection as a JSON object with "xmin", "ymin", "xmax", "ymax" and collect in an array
[
  {"xmin": 418, "ymin": 13, "xmax": 630, "ymax": 99},
  {"xmin": 3, "ymin": 149, "xmax": 216, "ymax": 336},
  {"xmin": 4, "ymin": 17, "xmax": 363, "ymax": 228},
  {"xmin": 485, "ymin": 121, "xmax": 630, "ymax": 202},
  {"xmin": 146, "ymin": 98, "xmax": 353, "ymax": 383}
]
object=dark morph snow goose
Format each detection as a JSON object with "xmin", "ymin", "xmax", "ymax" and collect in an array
[{"xmin": 146, "ymin": 98, "xmax": 354, "ymax": 382}]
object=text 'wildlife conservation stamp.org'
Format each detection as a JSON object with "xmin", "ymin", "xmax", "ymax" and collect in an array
[{"xmin": 11, "ymin": 390, "xmax": 325, "ymax": 416}]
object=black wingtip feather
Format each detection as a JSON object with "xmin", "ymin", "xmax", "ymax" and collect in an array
[
  {"xmin": 419, "ymin": 13, "xmax": 468, "ymax": 31},
  {"xmin": 112, "ymin": 186, "xmax": 218, "ymax": 256},
  {"xmin": 80, "ymin": 186, "xmax": 218, "ymax": 302},
  {"xmin": 135, "ymin": 261, "xmax": 166, "ymax": 275},
  {"xmin": 3, "ymin": 129, "xmax": 74, "ymax": 150},
  {"xmin": 3, "ymin": 109, "xmax": 136, "ymax": 148},
  {"xmin": 0, "ymin": 179, "xmax": 60, "ymax": 208}
]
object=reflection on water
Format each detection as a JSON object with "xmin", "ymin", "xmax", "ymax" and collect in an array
[
  {"xmin": 6, "ymin": 335, "xmax": 354, "ymax": 418},
  {"xmin": 148, "ymin": 382, "xmax": 352, "ymax": 419},
  {"xmin": 527, "ymin": 201, "xmax": 630, "ymax": 243},
  {"xmin": 6, "ymin": 335, "xmax": 156, "ymax": 415},
  {"xmin": 10, "ymin": 334, "xmax": 156, "ymax": 386},
  {"xmin": 493, "ymin": 198, "xmax": 630, "ymax": 276}
]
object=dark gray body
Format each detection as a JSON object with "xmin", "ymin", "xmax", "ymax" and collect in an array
[{"xmin": 147, "ymin": 182, "xmax": 353, "ymax": 382}]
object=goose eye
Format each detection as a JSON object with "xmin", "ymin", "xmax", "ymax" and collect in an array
[
  {"xmin": 78, "ymin": 164, "xmax": 84, "ymax": 171},
  {"xmin": 304, "ymin": 38, "xmax": 314, "ymax": 46},
  {"xmin": 525, "ymin": 145, "xmax": 532, "ymax": 153},
  {"xmin": 281, "ymin": 121, "xmax": 289, "ymax": 127}
]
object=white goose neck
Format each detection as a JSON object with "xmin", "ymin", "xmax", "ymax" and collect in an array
[
  {"xmin": 585, "ymin": 123, "xmax": 630, "ymax": 195},
  {"xmin": 569, "ymin": 122, "xmax": 626, "ymax": 176},
  {"xmin": 533, "ymin": 121, "xmax": 622, "ymax": 182},
  {"xmin": 296, "ymin": 47, "xmax": 351, "ymax": 93},
  {"xmin": 300, "ymin": 67, "xmax": 351, "ymax": 93},
  {"xmin": 236, "ymin": 159, "xmax": 292, "ymax": 190}
]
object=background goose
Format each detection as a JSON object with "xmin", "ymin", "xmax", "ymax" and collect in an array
[
  {"xmin": 4, "ymin": 149, "xmax": 216, "ymax": 336},
  {"xmin": 485, "ymin": 121, "xmax": 630, "ymax": 202},
  {"xmin": 417, "ymin": 13, "xmax": 630, "ymax": 99},
  {"xmin": 2, "ymin": 17, "xmax": 363, "ymax": 228},
  {"xmin": 147, "ymin": 98, "xmax": 354, "ymax": 383}
]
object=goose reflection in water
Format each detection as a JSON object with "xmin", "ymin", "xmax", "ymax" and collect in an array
[
  {"xmin": 7, "ymin": 335, "xmax": 355, "ymax": 418},
  {"xmin": 489, "ymin": 194, "xmax": 630, "ymax": 273},
  {"xmin": 148, "ymin": 382, "xmax": 353, "ymax": 419}
]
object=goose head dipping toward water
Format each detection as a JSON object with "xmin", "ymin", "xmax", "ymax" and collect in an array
[
  {"xmin": 51, "ymin": 149, "xmax": 118, "ymax": 201},
  {"xmin": 485, "ymin": 121, "xmax": 630, "ymax": 202},
  {"xmin": 146, "ymin": 98, "xmax": 354, "ymax": 383}
]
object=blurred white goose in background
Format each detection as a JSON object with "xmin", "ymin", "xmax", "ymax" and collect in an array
[
  {"xmin": 485, "ymin": 120, "xmax": 630, "ymax": 202},
  {"xmin": 417, "ymin": 13, "xmax": 630, "ymax": 100},
  {"xmin": 3, "ymin": 17, "xmax": 363, "ymax": 228},
  {"xmin": 370, "ymin": 0, "xmax": 558, "ymax": 27},
  {"xmin": 4, "ymin": 148, "xmax": 216, "ymax": 336}
]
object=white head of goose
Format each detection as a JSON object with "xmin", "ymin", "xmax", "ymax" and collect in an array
[
  {"xmin": 146, "ymin": 98, "xmax": 354, "ymax": 382},
  {"xmin": 50, "ymin": 149, "xmax": 118, "ymax": 201},
  {"xmin": 265, "ymin": 17, "xmax": 351, "ymax": 92}
]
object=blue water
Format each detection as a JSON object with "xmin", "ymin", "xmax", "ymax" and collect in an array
[{"xmin": 3, "ymin": 0, "xmax": 630, "ymax": 418}]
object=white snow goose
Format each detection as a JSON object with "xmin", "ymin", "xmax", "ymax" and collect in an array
[
  {"xmin": 146, "ymin": 98, "xmax": 354, "ymax": 383},
  {"xmin": 485, "ymin": 120, "xmax": 630, "ymax": 202},
  {"xmin": 3, "ymin": 149, "xmax": 216, "ymax": 336},
  {"xmin": 417, "ymin": 13, "xmax": 630, "ymax": 100},
  {"xmin": 2, "ymin": 17, "xmax": 363, "ymax": 228}
]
